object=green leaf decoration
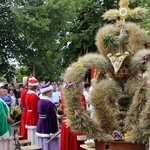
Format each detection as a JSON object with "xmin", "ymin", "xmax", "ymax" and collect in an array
[{"xmin": 103, "ymin": 35, "xmax": 119, "ymax": 48}]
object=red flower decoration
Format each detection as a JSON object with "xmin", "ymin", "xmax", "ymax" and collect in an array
[{"xmin": 142, "ymin": 53, "xmax": 150, "ymax": 65}]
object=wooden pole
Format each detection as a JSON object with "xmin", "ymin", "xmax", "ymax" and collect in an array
[{"xmin": 45, "ymin": 131, "xmax": 61, "ymax": 144}]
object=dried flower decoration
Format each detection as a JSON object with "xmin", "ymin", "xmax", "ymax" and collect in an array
[
  {"xmin": 67, "ymin": 112, "xmax": 72, "ymax": 119},
  {"xmin": 65, "ymin": 81, "xmax": 73, "ymax": 88},
  {"xmin": 141, "ymin": 53, "xmax": 150, "ymax": 65},
  {"xmin": 74, "ymin": 61, "xmax": 83, "ymax": 68},
  {"xmin": 103, "ymin": 35, "xmax": 119, "ymax": 48},
  {"xmin": 124, "ymin": 131, "xmax": 130, "ymax": 139},
  {"xmin": 112, "ymin": 130, "xmax": 124, "ymax": 141}
]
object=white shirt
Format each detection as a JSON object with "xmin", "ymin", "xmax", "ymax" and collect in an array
[
  {"xmin": 83, "ymin": 91, "xmax": 90, "ymax": 102},
  {"xmin": 52, "ymin": 91, "xmax": 60, "ymax": 103},
  {"xmin": 10, "ymin": 94, "xmax": 16, "ymax": 107},
  {"xmin": 88, "ymin": 86, "xmax": 94, "ymax": 119}
]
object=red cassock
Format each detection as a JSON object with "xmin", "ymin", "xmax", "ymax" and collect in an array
[
  {"xmin": 19, "ymin": 87, "xmax": 28, "ymax": 139},
  {"xmin": 25, "ymin": 91, "xmax": 39, "ymax": 127},
  {"xmin": 60, "ymin": 93, "xmax": 86, "ymax": 150}
]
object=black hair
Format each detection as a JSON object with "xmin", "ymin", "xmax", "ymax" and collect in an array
[{"xmin": 84, "ymin": 83, "xmax": 91, "ymax": 89}]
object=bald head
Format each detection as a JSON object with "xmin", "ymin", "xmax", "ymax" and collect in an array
[{"xmin": 0, "ymin": 88, "xmax": 4, "ymax": 98}]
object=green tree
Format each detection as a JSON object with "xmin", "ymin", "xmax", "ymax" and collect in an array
[
  {"xmin": 0, "ymin": 1, "xmax": 21, "ymax": 82},
  {"xmin": 1, "ymin": 0, "xmax": 150, "ymax": 83},
  {"xmin": 139, "ymin": 0, "xmax": 150, "ymax": 33},
  {"xmin": 12, "ymin": 0, "xmax": 76, "ymax": 81},
  {"xmin": 57, "ymin": 0, "xmax": 118, "ymax": 69}
]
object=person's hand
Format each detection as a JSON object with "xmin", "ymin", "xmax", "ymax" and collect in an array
[
  {"xmin": 10, "ymin": 119, "xmax": 15, "ymax": 124},
  {"xmin": 55, "ymin": 103, "xmax": 60, "ymax": 107},
  {"xmin": 7, "ymin": 117, "xmax": 15, "ymax": 124},
  {"xmin": 6, "ymin": 102, "xmax": 10, "ymax": 104},
  {"xmin": 57, "ymin": 114, "xmax": 62, "ymax": 119}
]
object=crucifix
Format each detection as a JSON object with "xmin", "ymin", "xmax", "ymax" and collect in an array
[
  {"xmin": 102, "ymin": 0, "xmax": 148, "ymax": 53},
  {"xmin": 102, "ymin": 0, "xmax": 148, "ymax": 21}
]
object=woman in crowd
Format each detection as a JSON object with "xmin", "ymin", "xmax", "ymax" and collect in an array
[
  {"xmin": 1, "ymin": 88, "xmax": 13, "ymax": 109},
  {"xmin": 25, "ymin": 77, "xmax": 40, "ymax": 145},
  {"xmin": 9, "ymin": 89, "xmax": 16, "ymax": 107},
  {"xmin": 36, "ymin": 85, "xmax": 59, "ymax": 150},
  {"xmin": 0, "ymin": 88, "xmax": 15, "ymax": 150}
]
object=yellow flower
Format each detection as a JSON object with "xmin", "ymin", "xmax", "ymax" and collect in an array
[
  {"xmin": 67, "ymin": 112, "xmax": 72, "ymax": 119},
  {"xmin": 10, "ymin": 106, "xmax": 21, "ymax": 119},
  {"xmin": 57, "ymin": 105, "xmax": 63, "ymax": 115},
  {"xmin": 74, "ymin": 62, "xmax": 83, "ymax": 68},
  {"xmin": 124, "ymin": 131, "xmax": 130, "ymax": 137}
]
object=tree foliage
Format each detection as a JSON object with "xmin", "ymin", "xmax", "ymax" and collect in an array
[
  {"xmin": 0, "ymin": 1, "xmax": 21, "ymax": 82},
  {"xmin": 138, "ymin": 0, "xmax": 150, "ymax": 33},
  {"xmin": 0, "ymin": 0, "xmax": 150, "ymax": 83},
  {"xmin": 10, "ymin": 0, "xmax": 76, "ymax": 82},
  {"xmin": 57, "ymin": 0, "xmax": 118, "ymax": 69}
]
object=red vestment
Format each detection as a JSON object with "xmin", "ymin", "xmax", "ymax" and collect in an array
[
  {"xmin": 25, "ymin": 90, "xmax": 39, "ymax": 128},
  {"xmin": 19, "ymin": 87, "xmax": 28, "ymax": 139}
]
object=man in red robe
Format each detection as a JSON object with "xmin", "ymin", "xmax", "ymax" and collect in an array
[
  {"xmin": 25, "ymin": 77, "xmax": 40, "ymax": 145},
  {"xmin": 19, "ymin": 76, "xmax": 30, "ymax": 139}
]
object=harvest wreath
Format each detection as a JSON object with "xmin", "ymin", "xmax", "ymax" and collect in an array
[{"xmin": 63, "ymin": 0, "xmax": 150, "ymax": 147}]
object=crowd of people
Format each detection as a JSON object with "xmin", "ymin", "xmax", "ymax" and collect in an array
[{"xmin": 0, "ymin": 76, "xmax": 94, "ymax": 150}]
